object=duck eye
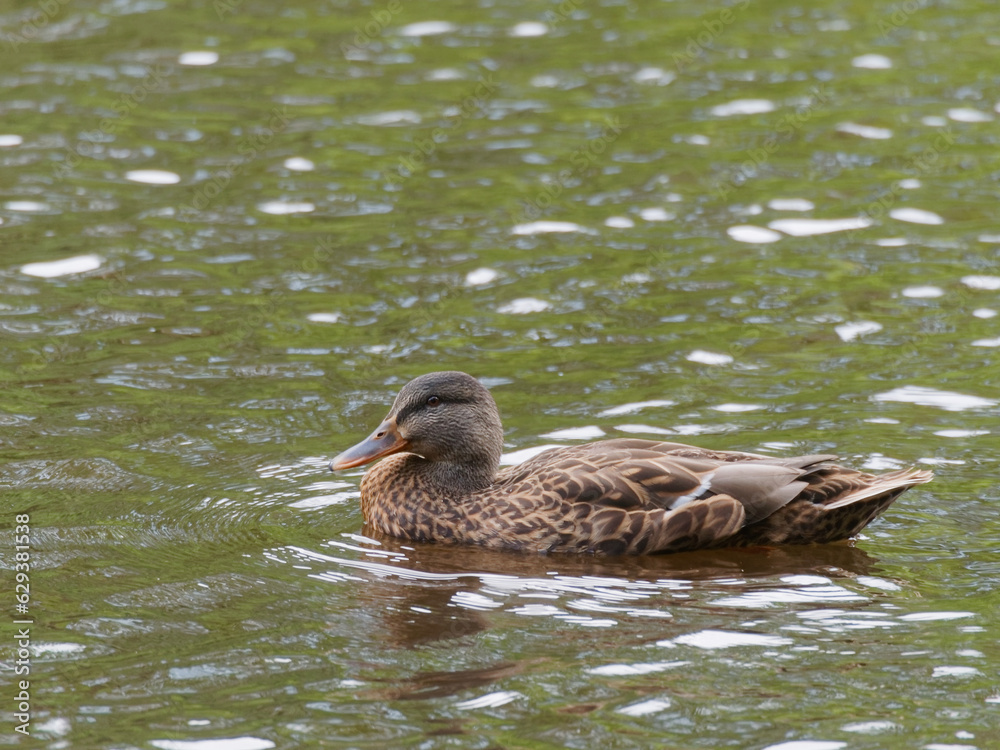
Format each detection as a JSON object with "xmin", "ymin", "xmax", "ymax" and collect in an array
[{"xmin": 426, "ymin": 395, "xmax": 441, "ymax": 407}]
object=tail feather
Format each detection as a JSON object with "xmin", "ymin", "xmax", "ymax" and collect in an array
[
  {"xmin": 824, "ymin": 468, "xmax": 934, "ymax": 509},
  {"xmin": 722, "ymin": 467, "xmax": 933, "ymax": 547}
]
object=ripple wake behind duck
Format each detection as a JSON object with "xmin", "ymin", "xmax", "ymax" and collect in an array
[{"xmin": 331, "ymin": 372, "xmax": 933, "ymax": 555}]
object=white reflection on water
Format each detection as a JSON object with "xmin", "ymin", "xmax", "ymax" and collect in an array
[
  {"xmin": 6, "ymin": 200, "xmax": 50, "ymax": 212},
  {"xmin": 125, "ymin": 169, "xmax": 181, "ymax": 184},
  {"xmin": 835, "ymin": 320, "xmax": 883, "ymax": 342},
  {"xmin": 671, "ymin": 629, "xmax": 793, "ymax": 649},
  {"xmin": 793, "ymin": 609, "xmax": 897, "ymax": 632},
  {"xmin": 599, "ymin": 399, "xmax": 674, "ymax": 416},
  {"xmin": 617, "ymin": 697, "xmax": 672, "ymax": 716},
  {"xmin": 891, "ymin": 207, "xmax": 945, "ymax": 225},
  {"xmin": 398, "ymin": 21, "xmax": 457, "ymax": 37},
  {"xmin": 931, "ymin": 666, "xmax": 982, "ymax": 678},
  {"xmin": 464, "ymin": 267, "xmax": 499, "ymax": 286},
  {"xmin": 639, "ymin": 207, "xmax": 674, "ymax": 222},
  {"xmin": 152, "ymin": 737, "xmax": 275, "ymax": 750},
  {"xmin": 962, "ymin": 275, "xmax": 1000, "ymax": 290},
  {"xmin": 948, "ymin": 107, "xmax": 993, "ymax": 122},
  {"xmin": 727, "ymin": 224, "xmax": 782, "ymax": 244},
  {"xmin": 455, "ymin": 690, "xmax": 523, "ymax": 709},
  {"xmin": 712, "ymin": 576, "xmax": 866, "ymax": 608},
  {"xmin": 258, "ymin": 455, "xmax": 329, "ymax": 480},
  {"xmin": 852, "ymin": 53, "xmax": 892, "ymax": 68},
  {"xmin": 711, "ymin": 403, "xmax": 763, "ymax": 413},
  {"xmin": 355, "ymin": 110, "xmax": 421, "ymax": 126},
  {"xmin": 842, "ymin": 720, "xmax": 901, "ymax": 734},
  {"xmin": 898, "ymin": 611, "xmax": 975, "ymax": 622},
  {"xmin": 855, "ymin": 576, "xmax": 901, "ymax": 592},
  {"xmin": 306, "ymin": 312, "xmax": 340, "ymax": 324},
  {"xmin": 687, "ymin": 349, "xmax": 733, "ymax": 365},
  {"xmin": 178, "ymin": 50, "xmax": 219, "ymax": 66},
  {"xmin": 861, "ymin": 454, "xmax": 904, "ymax": 471},
  {"xmin": 633, "ymin": 67, "xmax": 675, "ymax": 86},
  {"xmin": 541, "ymin": 425, "xmax": 605, "ymax": 440},
  {"xmin": 768, "ymin": 198, "xmax": 815, "ymax": 211},
  {"xmin": 711, "ymin": 99, "xmax": 776, "ymax": 117},
  {"xmin": 283, "ymin": 156, "xmax": 314, "ymax": 171},
  {"xmin": 288, "ymin": 492, "xmax": 357, "ymax": 510},
  {"xmin": 497, "ymin": 297, "xmax": 551, "ymax": 314},
  {"xmin": 971, "ymin": 337, "xmax": 1000, "ymax": 348},
  {"xmin": 605, "ymin": 215, "xmax": 635, "ymax": 228},
  {"xmin": 21, "ymin": 254, "xmax": 102, "ymax": 278},
  {"xmin": 428, "ymin": 68, "xmax": 465, "ymax": 81},
  {"xmin": 499, "ymin": 444, "xmax": 561, "ymax": 465},
  {"xmin": 615, "ymin": 422, "xmax": 738, "ymax": 437},
  {"xmin": 769, "ymin": 217, "xmax": 872, "ymax": 236},
  {"xmin": 919, "ymin": 457, "xmax": 966, "ymax": 466},
  {"xmin": 837, "ymin": 122, "xmax": 893, "ymax": 140},
  {"xmin": 452, "ymin": 591, "xmax": 503, "ymax": 610},
  {"xmin": 590, "ymin": 661, "xmax": 689, "ymax": 676},
  {"xmin": 872, "ymin": 386, "xmax": 997, "ymax": 412},
  {"xmin": 511, "ymin": 220, "xmax": 593, "ymax": 235},
  {"xmin": 256, "ymin": 200, "xmax": 315, "ymax": 215},
  {"xmin": 509, "ymin": 21, "xmax": 548, "ymax": 37},
  {"xmin": 32, "ymin": 642, "xmax": 86, "ymax": 656}
]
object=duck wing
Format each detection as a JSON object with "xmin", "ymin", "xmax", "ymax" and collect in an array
[
  {"xmin": 490, "ymin": 439, "xmax": 841, "ymax": 553},
  {"xmin": 496, "ymin": 439, "xmax": 833, "ymax": 516}
]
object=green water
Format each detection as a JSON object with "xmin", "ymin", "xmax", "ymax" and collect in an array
[{"xmin": 2, "ymin": 0, "xmax": 999, "ymax": 747}]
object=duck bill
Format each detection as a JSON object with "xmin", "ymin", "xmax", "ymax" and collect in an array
[{"xmin": 330, "ymin": 418, "xmax": 410, "ymax": 471}]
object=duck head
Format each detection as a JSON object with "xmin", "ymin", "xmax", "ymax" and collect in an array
[{"xmin": 330, "ymin": 371, "xmax": 504, "ymax": 481}]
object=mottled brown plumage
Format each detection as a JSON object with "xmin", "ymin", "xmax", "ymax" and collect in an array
[{"xmin": 330, "ymin": 372, "xmax": 933, "ymax": 555}]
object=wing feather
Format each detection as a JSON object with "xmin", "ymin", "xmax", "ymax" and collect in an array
[{"xmin": 479, "ymin": 439, "xmax": 930, "ymax": 553}]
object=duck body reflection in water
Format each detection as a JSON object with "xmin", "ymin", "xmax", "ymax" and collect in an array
[
  {"xmin": 331, "ymin": 372, "xmax": 932, "ymax": 555},
  {"xmin": 299, "ymin": 539, "xmax": 886, "ymax": 652}
]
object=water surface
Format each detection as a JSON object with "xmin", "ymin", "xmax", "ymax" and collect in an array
[{"xmin": 2, "ymin": 0, "xmax": 999, "ymax": 747}]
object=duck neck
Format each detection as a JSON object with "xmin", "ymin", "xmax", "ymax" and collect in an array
[{"xmin": 421, "ymin": 456, "xmax": 497, "ymax": 496}]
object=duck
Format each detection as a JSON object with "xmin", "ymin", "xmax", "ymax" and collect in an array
[{"xmin": 330, "ymin": 371, "xmax": 933, "ymax": 555}]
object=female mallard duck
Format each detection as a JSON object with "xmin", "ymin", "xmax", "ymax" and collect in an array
[{"xmin": 330, "ymin": 371, "xmax": 933, "ymax": 555}]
